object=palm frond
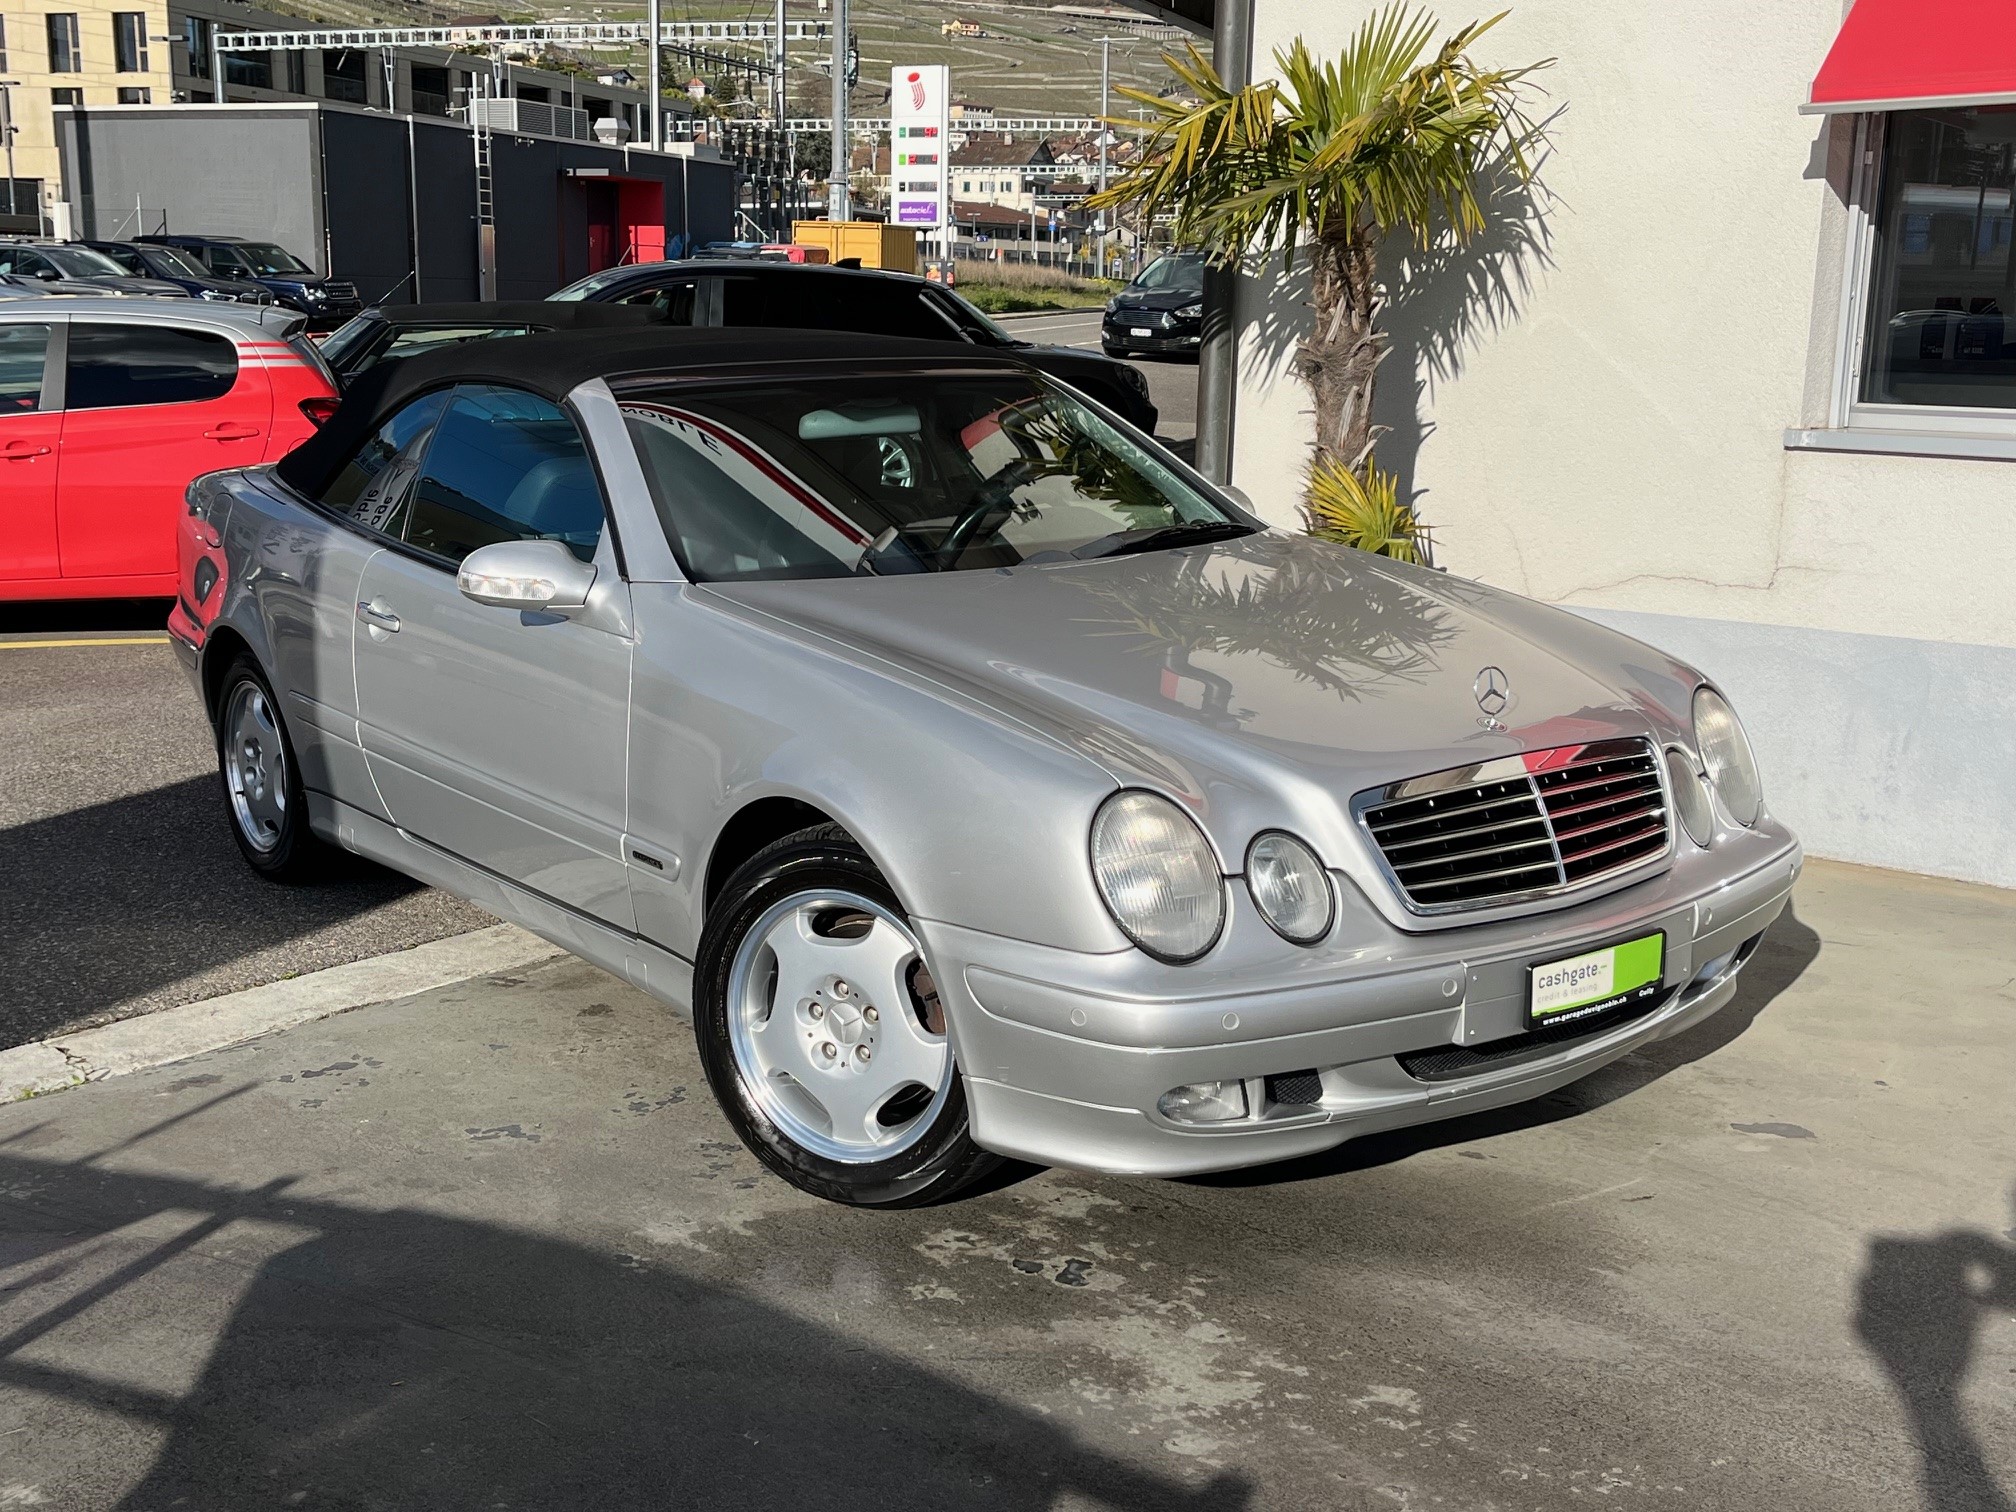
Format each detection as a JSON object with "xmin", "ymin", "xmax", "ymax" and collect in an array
[{"xmin": 1304, "ymin": 457, "xmax": 1433, "ymax": 565}]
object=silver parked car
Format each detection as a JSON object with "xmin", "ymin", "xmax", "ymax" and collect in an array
[{"xmin": 173, "ymin": 328, "xmax": 1801, "ymax": 1208}]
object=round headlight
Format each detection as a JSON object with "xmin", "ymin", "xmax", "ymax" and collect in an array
[
  {"xmin": 1664, "ymin": 747, "xmax": 1715, "ymax": 847},
  {"xmin": 1692, "ymin": 687, "xmax": 1762, "ymax": 826},
  {"xmin": 1245, "ymin": 831, "xmax": 1333, "ymax": 944},
  {"xmin": 1090, "ymin": 791, "xmax": 1224, "ymax": 962}
]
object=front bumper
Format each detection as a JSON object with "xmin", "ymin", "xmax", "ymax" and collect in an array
[
  {"xmin": 1102, "ymin": 314, "xmax": 1201, "ymax": 354},
  {"xmin": 923, "ymin": 828, "xmax": 1801, "ymax": 1177}
]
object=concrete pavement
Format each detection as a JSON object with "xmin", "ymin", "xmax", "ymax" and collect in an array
[
  {"xmin": 0, "ymin": 610, "xmax": 491, "ymax": 1050},
  {"xmin": 1, "ymin": 857, "xmax": 2010, "ymax": 1510},
  {"xmin": 1002, "ymin": 307, "xmax": 1200, "ymax": 445}
]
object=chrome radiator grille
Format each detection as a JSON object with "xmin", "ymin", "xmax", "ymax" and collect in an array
[{"xmin": 1357, "ymin": 739, "xmax": 1670, "ymax": 913}]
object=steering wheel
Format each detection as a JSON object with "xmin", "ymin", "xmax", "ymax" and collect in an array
[{"xmin": 936, "ymin": 458, "xmax": 1039, "ymax": 564}]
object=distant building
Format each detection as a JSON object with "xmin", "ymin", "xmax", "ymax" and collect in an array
[
  {"xmin": 947, "ymin": 135, "xmax": 1055, "ymax": 212},
  {"xmin": 0, "ymin": 0, "xmax": 692, "ymax": 231}
]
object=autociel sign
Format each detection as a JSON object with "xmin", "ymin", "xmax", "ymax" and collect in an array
[{"xmin": 890, "ymin": 64, "xmax": 950, "ymax": 228}]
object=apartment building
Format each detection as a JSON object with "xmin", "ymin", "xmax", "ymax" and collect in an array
[{"xmin": 0, "ymin": 0, "xmax": 680, "ymax": 229}]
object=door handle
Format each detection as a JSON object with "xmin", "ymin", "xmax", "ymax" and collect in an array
[
  {"xmin": 204, "ymin": 423, "xmax": 262, "ymax": 441},
  {"xmin": 2, "ymin": 442, "xmax": 51, "ymax": 459},
  {"xmin": 356, "ymin": 599, "xmax": 401, "ymax": 633}
]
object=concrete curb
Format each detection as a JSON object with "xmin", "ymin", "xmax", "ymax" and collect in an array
[{"xmin": 0, "ymin": 924, "xmax": 564, "ymax": 1103}]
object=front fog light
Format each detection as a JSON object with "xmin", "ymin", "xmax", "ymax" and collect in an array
[{"xmin": 1157, "ymin": 1080, "xmax": 1248, "ymax": 1124}]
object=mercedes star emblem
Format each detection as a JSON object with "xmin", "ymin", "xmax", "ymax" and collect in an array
[{"xmin": 1474, "ymin": 666, "xmax": 1511, "ymax": 718}]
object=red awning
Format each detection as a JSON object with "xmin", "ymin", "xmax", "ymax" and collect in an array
[{"xmin": 1806, "ymin": 0, "xmax": 2016, "ymax": 113}]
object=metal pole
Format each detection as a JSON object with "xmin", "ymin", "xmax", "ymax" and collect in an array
[
  {"xmin": 1195, "ymin": 0, "xmax": 1251, "ymax": 487},
  {"xmin": 1, "ymin": 87, "xmax": 16, "ymax": 220},
  {"xmin": 773, "ymin": 0, "xmax": 786, "ymax": 123},
  {"xmin": 827, "ymin": 0, "xmax": 848, "ymax": 220},
  {"xmin": 647, "ymin": 0, "xmax": 663, "ymax": 149},
  {"xmin": 1096, "ymin": 36, "xmax": 1110, "ymax": 279},
  {"xmin": 211, "ymin": 29, "xmax": 225, "ymax": 104}
]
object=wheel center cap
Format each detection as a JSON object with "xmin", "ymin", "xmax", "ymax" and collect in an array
[{"xmin": 825, "ymin": 1001, "xmax": 866, "ymax": 1045}]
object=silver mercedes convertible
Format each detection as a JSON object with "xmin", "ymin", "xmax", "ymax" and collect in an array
[{"xmin": 170, "ymin": 328, "xmax": 1801, "ymax": 1208}]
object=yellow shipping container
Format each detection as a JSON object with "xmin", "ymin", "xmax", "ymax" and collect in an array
[{"xmin": 791, "ymin": 221, "xmax": 919, "ymax": 274}]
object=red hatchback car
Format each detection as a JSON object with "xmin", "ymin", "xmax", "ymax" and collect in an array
[{"xmin": 0, "ymin": 298, "xmax": 336, "ymax": 601}]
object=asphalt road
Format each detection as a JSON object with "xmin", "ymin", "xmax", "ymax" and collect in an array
[
  {"xmin": 2, "ymin": 858, "xmax": 2011, "ymax": 1508},
  {"xmin": 1005, "ymin": 307, "xmax": 1200, "ymax": 449},
  {"xmin": 0, "ymin": 602, "xmax": 490, "ymax": 1050}
]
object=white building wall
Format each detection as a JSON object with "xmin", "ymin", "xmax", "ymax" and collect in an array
[{"xmin": 1230, "ymin": 0, "xmax": 2016, "ymax": 889}]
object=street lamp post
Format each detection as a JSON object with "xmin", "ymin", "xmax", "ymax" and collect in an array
[
  {"xmin": 0, "ymin": 82, "xmax": 18, "ymax": 222},
  {"xmin": 827, "ymin": 0, "xmax": 849, "ymax": 220},
  {"xmin": 1095, "ymin": 36, "xmax": 1112, "ymax": 279}
]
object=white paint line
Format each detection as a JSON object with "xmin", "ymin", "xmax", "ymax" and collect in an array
[{"xmin": 0, "ymin": 924, "xmax": 563, "ymax": 1103}]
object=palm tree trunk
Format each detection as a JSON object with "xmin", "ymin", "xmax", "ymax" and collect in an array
[{"xmin": 1297, "ymin": 223, "xmax": 1387, "ymax": 478}]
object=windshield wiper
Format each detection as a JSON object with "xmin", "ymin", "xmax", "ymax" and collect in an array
[{"xmin": 1070, "ymin": 520, "xmax": 1256, "ymax": 560}]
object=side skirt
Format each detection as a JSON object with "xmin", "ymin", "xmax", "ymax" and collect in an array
[{"xmin": 306, "ymin": 791, "xmax": 696, "ymax": 1017}]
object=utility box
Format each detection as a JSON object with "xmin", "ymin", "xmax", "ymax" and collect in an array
[{"xmin": 791, "ymin": 220, "xmax": 918, "ymax": 273}]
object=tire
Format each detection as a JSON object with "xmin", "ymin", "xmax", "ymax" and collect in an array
[
  {"xmin": 213, "ymin": 654, "xmax": 332, "ymax": 883},
  {"xmin": 693, "ymin": 824, "xmax": 1002, "ymax": 1208}
]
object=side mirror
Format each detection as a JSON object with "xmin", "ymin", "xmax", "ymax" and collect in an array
[
  {"xmin": 1220, "ymin": 484, "xmax": 1258, "ymax": 515},
  {"xmin": 456, "ymin": 539, "xmax": 597, "ymax": 612}
]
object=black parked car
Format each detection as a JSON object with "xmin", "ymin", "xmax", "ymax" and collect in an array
[
  {"xmin": 1101, "ymin": 252, "xmax": 1206, "ymax": 359},
  {"xmin": 138, "ymin": 234, "xmax": 363, "ymax": 329},
  {"xmin": 0, "ymin": 238, "xmax": 189, "ymax": 298},
  {"xmin": 318, "ymin": 301, "xmax": 665, "ymax": 383},
  {"xmin": 80, "ymin": 239, "xmax": 272, "ymax": 304},
  {"xmin": 550, "ymin": 259, "xmax": 1159, "ymax": 434}
]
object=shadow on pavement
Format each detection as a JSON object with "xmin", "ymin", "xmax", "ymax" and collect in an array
[
  {"xmin": 0, "ymin": 1138, "xmax": 1251, "ymax": 1512},
  {"xmin": 0, "ymin": 598, "xmax": 176, "ymax": 635},
  {"xmin": 1190, "ymin": 903, "xmax": 1824, "ymax": 1189},
  {"xmin": 0, "ymin": 774, "xmax": 440, "ymax": 1045},
  {"xmin": 1855, "ymin": 1186, "xmax": 2016, "ymax": 1512}
]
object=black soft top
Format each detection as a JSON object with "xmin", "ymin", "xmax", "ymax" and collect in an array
[
  {"xmin": 274, "ymin": 325, "xmax": 1034, "ymax": 499},
  {"xmin": 361, "ymin": 300, "xmax": 664, "ymax": 330}
]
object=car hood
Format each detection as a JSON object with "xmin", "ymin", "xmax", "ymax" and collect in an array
[
  {"xmin": 702, "ymin": 532, "xmax": 1704, "ymax": 857},
  {"xmin": 101, "ymin": 275, "xmax": 189, "ymax": 295},
  {"xmin": 1108, "ymin": 287, "xmax": 1201, "ymax": 313}
]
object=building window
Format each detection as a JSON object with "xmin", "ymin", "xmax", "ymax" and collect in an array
[
  {"xmin": 1856, "ymin": 106, "xmax": 2016, "ymax": 419},
  {"xmin": 516, "ymin": 83, "xmax": 550, "ymax": 104},
  {"xmin": 113, "ymin": 12, "xmax": 147, "ymax": 72},
  {"xmin": 323, "ymin": 49, "xmax": 367, "ymax": 104},
  {"xmin": 46, "ymin": 13, "xmax": 81, "ymax": 73},
  {"xmin": 185, "ymin": 16, "xmax": 212, "ymax": 78},
  {"xmin": 117, "ymin": 86, "xmax": 150, "ymax": 104},
  {"xmin": 411, "ymin": 64, "xmax": 450, "ymax": 117},
  {"xmin": 0, "ymin": 16, "xmax": 10, "ymax": 72},
  {"xmin": 285, "ymin": 51, "xmax": 305, "ymax": 95},
  {"xmin": 224, "ymin": 46, "xmax": 271, "ymax": 90},
  {"xmin": 52, "ymin": 87, "xmax": 83, "ymax": 107}
]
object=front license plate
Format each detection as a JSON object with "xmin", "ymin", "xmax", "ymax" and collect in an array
[
  {"xmin": 1527, "ymin": 932, "xmax": 1665, "ymax": 1029},
  {"xmin": 1130, "ymin": 327, "xmax": 1153, "ymax": 337}
]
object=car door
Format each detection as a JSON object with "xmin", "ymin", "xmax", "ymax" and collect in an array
[
  {"xmin": 271, "ymin": 389, "xmax": 453, "ymax": 814},
  {"xmin": 59, "ymin": 319, "xmax": 273, "ymax": 584},
  {"xmin": 0, "ymin": 319, "xmax": 63, "ymax": 583},
  {"xmin": 352, "ymin": 382, "xmax": 635, "ymax": 930}
]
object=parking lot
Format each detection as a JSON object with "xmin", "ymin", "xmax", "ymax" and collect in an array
[{"xmin": 1, "ymin": 855, "xmax": 2012, "ymax": 1508}]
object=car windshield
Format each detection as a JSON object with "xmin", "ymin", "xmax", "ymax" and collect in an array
[
  {"xmin": 549, "ymin": 265, "xmax": 663, "ymax": 301},
  {"xmin": 1130, "ymin": 254, "xmax": 1205, "ymax": 293},
  {"xmin": 621, "ymin": 370, "xmax": 1250, "ymax": 583},
  {"xmin": 45, "ymin": 246, "xmax": 130, "ymax": 278},
  {"xmin": 144, "ymin": 245, "xmax": 213, "ymax": 279},
  {"xmin": 922, "ymin": 287, "xmax": 1021, "ymax": 346},
  {"xmin": 234, "ymin": 242, "xmax": 313, "ymax": 276}
]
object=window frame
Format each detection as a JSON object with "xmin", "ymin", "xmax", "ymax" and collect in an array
[
  {"xmin": 1832, "ymin": 109, "xmax": 2016, "ymax": 442},
  {"xmin": 306, "ymin": 382, "xmax": 624, "ymax": 579},
  {"xmin": 0, "ymin": 318, "xmax": 65, "ymax": 414},
  {"xmin": 63, "ymin": 319, "xmax": 241, "ymax": 412},
  {"xmin": 45, "ymin": 12, "xmax": 80, "ymax": 72},
  {"xmin": 113, "ymin": 11, "xmax": 147, "ymax": 72}
]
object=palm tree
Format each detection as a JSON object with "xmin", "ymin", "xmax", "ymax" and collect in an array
[{"xmin": 1087, "ymin": 7, "xmax": 1549, "ymax": 544}]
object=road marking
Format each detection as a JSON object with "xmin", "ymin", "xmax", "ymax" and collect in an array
[{"xmin": 0, "ymin": 635, "xmax": 171, "ymax": 650}]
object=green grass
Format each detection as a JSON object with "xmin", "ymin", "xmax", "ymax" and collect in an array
[{"xmin": 961, "ymin": 284, "xmax": 1111, "ymax": 313}]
